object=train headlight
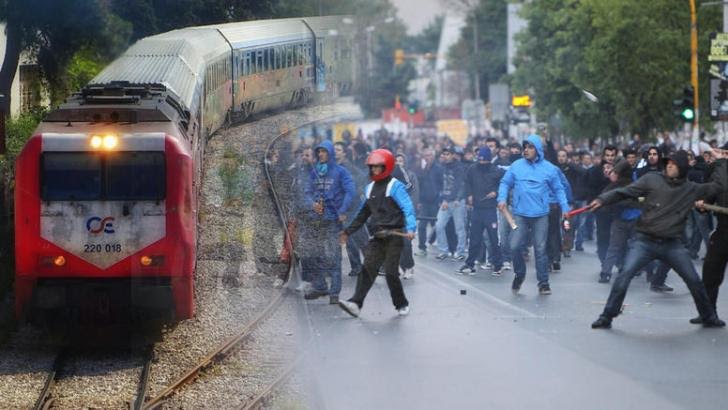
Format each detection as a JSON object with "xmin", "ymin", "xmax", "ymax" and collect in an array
[
  {"xmin": 53, "ymin": 256, "xmax": 66, "ymax": 267},
  {"xmin": 90, "ymin": 135, "xmax": 103, "ymax": 149},
  {"xmin": 103, "ymin": 135, "xmax": 118, "ymax": 150},
  {"xmin": 140, "ymin": 256, "xmax": 153, "ymax": 266}
]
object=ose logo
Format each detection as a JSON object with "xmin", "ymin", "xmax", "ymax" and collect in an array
[{"xmin": 86, "ymin": 216, "xmax": 115, "ymax": 234}]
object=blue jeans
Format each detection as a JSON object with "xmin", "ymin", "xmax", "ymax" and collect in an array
[
  {"xmin": 601, "ymin": 219, "xmax": 636, "ymax": 277},
  {"xmin": 304, "ymin": 220, "xmax": 343, "ymax": 296},
  {"xmin": 436, "ymin": 199, "xmax": 467, "ymax": 255},
  {"xmin": 601, "ymin": 233, "xmax": 717, "ymax": 320},
  {"xmin": 510, "ymin": 214, "xmax": 549, "ymax": 287},
  {"xmin": 572, "ymin": 200, "xmax": 586, "ymax": 249}
]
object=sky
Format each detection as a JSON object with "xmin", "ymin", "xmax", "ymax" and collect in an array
[{"xmin": 391, "ymin": 0, "xmax": 446, "ymax": 35}]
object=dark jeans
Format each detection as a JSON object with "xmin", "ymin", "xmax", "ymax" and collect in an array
[
  {"xmin": 601, "ymin": 219, "xmax": 635, "ymax": 277},
  {"xmin": 601, "ymin": 233, "xmax": 717, "ymax": 321},
  {"xmin": 465, "ymin": 208, "xmax": 502, "ymax": 269},
  {"xmin": 346, "ymin": 226, "xmax": 369, "ymax": 274},
  {"xmin": 687, "ymin": 209, "xmax": 711, "ymax": 256},
  {"xmin": 417, "ymin": 202, "xmax": 438, "ymax": 250},
  {"xmin": 510, "ymin": 214, "xmax": 549, "ymax": 287},
  {"xmin": 595, "ymin": 210, "xmax": 613, "ymax": 263},
  {"xmin": 349, "ymin": 236, "xmax": 409, "ymax": 309},
  {"xmin": 703, "ymin": 229, "xmax": 728, "ymax": 310},
  {"xmin": 572, "ymin": 200, "xmax": 587, "ymax": 249},
  {"xmin": 547, "ymin": 204, "xmax": 562, "ymax": 263}
]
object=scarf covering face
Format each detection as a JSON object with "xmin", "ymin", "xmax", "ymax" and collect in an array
[{"xmin": 315, "ymin": 162, "xmax": 328, "ymax": 176}]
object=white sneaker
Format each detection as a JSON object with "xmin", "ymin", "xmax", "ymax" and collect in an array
[
  {"xmin": 397, "ymin": 305, "xmax": 410, "ymax": 316},
  {"xmin": 338, "ymin": 300, "xmax": 360, "ymax": 318},
  {"xmin": 502, "ymin": 261, "xmax": 512, "ymax": 271},
  {"xmin": 273, "ymin": 278, "xmax": 285, "ymax": 288},
  {"xmin": 295, "ymin": 282, "xmax": 310, "ymax": 292},
  {"xmin": 402, "ymin": 268, "xmax": 414, "ymax": 279}
]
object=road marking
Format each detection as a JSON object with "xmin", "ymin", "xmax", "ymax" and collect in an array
[{"xmin": 416, "ymin": 262, "xmax": 539, "ymax": 319}]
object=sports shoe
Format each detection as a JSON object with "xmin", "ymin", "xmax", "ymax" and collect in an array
[
  {"xmin": 456, "ymin": 265, "xmax": 476, "ymax": 275},
  {"xmin": 295, "ymin": 282, "xmax": 310, "ymax": 292},
  {"xmin": 397, "ymin": 305, "xmax": 410, "ymax": 316},
  {"xmin": 539, "ymin": 285, "xmax": 552, "ymax": 295},
  {"xmin": 598, "ymin": 274, "xmax": 611, "ymax": 284},
  {"xmin": 483, "ymin": 262, "xmax": 493, "ymax": 269},
  {"xmin": 591, "ymin": 316, "xmax": 612, "ymax": 329},
  {"xmin": 511, "ymin": 277, "xmax": 524, "ymax": 294},
  {"xmin": 402, "ymin": 268, "xmax": 414, "ymax": 279},
  {"xmin": 552, "ymin": 262, "xmax": 561, "ymax": 272},
  {"xmin": 452, "ymin": 253, "xmax": 465, "ymax": 261},
  {"xmin": 338, "ymin": 300, "xmax": 360, "ymax": 318},
  {"xmin": 435, "ymin": 253, "xmax": 449, "ymax": 260},
  {"xmin": 689, "ymin": 316, "xmax": 702, "ymax": 325},
  {"xmin": 348, "ymin": 270, "xmax": 359, "ymax": 277},
  {"xmin": 415, "ymin": 249, "xmax": 427, "ymax": 256},
  {"xmin": 329, "ymin": 295, "xmax": 339, "ymax": 304},
  {"xmin": 502, "ymin": 261, "xmax": 512, "ymax": 271},
  {"xmin": 702, "ymin": 317, "xmax": 726, "ymax": 328},
  {"xmin": 575, "ymin": 246, "xmax": 584, "ymax": 252},
  {"xmin": 491, "ymin": 268, "xmax": 502, "ymax": 277},
  {"xmin": 304, "ymin": 289, "xmax": 328, "ymax": 300},
  {"xmin": 273, "ymin": 278, "xmax": 285, "ymax": 288},
  {"xmin": 650, "ymin": 284, "xmax": 674, "ymax": 292}
]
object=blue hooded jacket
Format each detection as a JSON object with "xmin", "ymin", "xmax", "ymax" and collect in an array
[
  {"xmin": 497, "ymin": 135, "xmax": 571, "ymax": 217},
  {"xmin": 304, "ymin": 140, "xmax": 356, "ymax": 221}
]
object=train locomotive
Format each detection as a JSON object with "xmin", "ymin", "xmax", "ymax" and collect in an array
[{"xmin": 14, "ymin": 16, "xmax": 354, "ymax": 323}]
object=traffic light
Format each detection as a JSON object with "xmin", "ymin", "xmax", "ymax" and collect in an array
[
  {"xmin": 680, "ymin": 86, "xmax": 695, "ymax": 122},
  {"xmin": 394, "ymin": 49, "xmax": 405, "ymax": 66},
  {"xmin": 407, "ymin": 100, "xmax": 419, "ymax": 114}
]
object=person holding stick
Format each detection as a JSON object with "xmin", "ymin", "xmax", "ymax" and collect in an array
[
  {"xmin": 497, "ymin": 135, "xmax": 571, "ymax": 295},
  {"xmin": 338, "ymin": 149, "xmax": 417, "ymax": 318},
  {"xmin": 590, "ymin": 149, "xmax": 728, "ymax": 329}
]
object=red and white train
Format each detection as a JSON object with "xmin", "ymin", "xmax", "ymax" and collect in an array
[{"xmin": 14, "ymin": 17, "xmax": 354, "ymax": 323}]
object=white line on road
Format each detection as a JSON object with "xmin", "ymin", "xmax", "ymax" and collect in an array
[{"xmin": 416, "ymin": 262, "xmax": 539, "ymax": 319}]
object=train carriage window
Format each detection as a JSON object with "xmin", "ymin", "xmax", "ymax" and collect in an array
[
  {"xmin": 299, "ymin": 44, "xmax": 304, "ymax": 65},
  {"xmin": 287, "ymin": 45, "xmax": 293, "ymax": 67},
  {"xmin": 263, "ymin": 49, "xmax": 269, "ymax": 71},
  {"xmin": 106, "ymin": 152, "xmax": 165, "ymax": 200},
  {"xmin": 256, "ymin": 50, "xmax": 263, "ymax": 74},
  {"xmin": 245, "ymin": 52, "xmax": 252, "ymax": 75},
  {"xmin": 274, "ymin": 47, "xmax": 280, "ymax": 70},
  {"xmin": 41, "ymin": 152, "xmax": 102, "ymax": 201},
  {"xmin": 293, "ymin": 45, "xmax": 299, "ymax": 66}
]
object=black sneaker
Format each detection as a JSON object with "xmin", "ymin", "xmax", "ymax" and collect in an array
[
  {"xmin": 591, "ymin": 316, "xmax": 612, "ymax": 329},
  {"xmin": 435, "ymin": 253, "xmax": 449, "ymax": 261},
  {"xmin": 511, "ymin": 277, "xmax": 524, "ymax": 293},
  {"xmin": 552, "ymin": 262, "xmax": 561, "ymax": 272},
  {"xmin": 455, "ymin": 265, "xmax": 476, "ymax": 275},
  {"xmin": 538, "ymin": 285, "xmax": 552, "ymax": 295},
  {"xmin": 491, "ymin": 267, "xmax": 502, "ymax": 277},
  {"xmin": 304, "ymin": 289, "xmax": 328, "ymax": 300},
  {"xmin": 689, "ymin": 316, "xmax": 703, "ymax": 325},
  {"xmin": 329, "ymin": 295, "xmax": 339, "ymax": 304},
  {"xmin": 702, "ymin": 317, "xmax": 726, "ymax": 328},
  {"xmin": 650, "ymin": 284, "xmax": 674, "ymax": 292},
  {"xmin": 598, "ymin": 274, "xmax": 611, "ymax": 284},
  {"xmin": 348, "ymin": 270, "xmax": 359, "ymax": 277}
]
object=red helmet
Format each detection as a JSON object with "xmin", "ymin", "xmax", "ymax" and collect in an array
[{"xmin": 366, "ymin": 149, "xmax": 395, "ymax": 181}]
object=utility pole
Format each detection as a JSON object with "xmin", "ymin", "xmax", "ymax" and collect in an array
[
  {"xmin": 472, "ymin": 15, "xmax": 480, "ymax": 101},
  {"xmin": 690, "ymin": 0, "xmax": 699, "ymax": 151}
]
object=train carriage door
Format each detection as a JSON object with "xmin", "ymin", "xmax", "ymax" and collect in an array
[{"xmin": 316, "ymin": 38, "xmax": 326, "ymax": 92}]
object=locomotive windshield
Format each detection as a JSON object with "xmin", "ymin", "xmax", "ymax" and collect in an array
[{"xmin": 41, "ymin": 152, "xmax": 166, "ymax": 201}]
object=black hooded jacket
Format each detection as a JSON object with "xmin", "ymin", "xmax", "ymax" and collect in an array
[{"xmin": 598, "ymin": 152, "xmax": 727, "ymax": 239}]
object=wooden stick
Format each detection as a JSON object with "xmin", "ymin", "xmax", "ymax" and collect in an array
[
  {"xmin": 700, "ymin": 203, "xmax": 728, "ymax": 215},
  {"xmin": 499, "ymin": 206, "xmax": 518, "ymax": 230}
]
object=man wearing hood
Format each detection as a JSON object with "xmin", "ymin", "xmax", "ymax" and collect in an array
[
  {"xmin": 302, "ymin": 141, "xmax": 356, "ymax": 304},
  {"xmin": 456, "ymin": 147, "xmax": 504, "ymax": 275},
  {"xmin": 590, "ymin": 150, "xmax": 728, "ymax": 329},
  {"xmin": 497, "ymin": 135, "xmax": 571, "ymax": 295}
]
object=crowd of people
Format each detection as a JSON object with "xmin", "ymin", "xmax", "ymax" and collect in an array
[{"xmin": 269, "ymin": 125, "xmax": 728, "ymax": 328}]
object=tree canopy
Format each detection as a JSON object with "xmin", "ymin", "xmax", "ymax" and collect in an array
[{"xmin": 512, "ymin": 0, "xmax": 722, "ymax": 138}]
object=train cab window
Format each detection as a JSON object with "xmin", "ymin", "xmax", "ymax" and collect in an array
[
  {"xmin": 41, "ymin": 152, "xmax": 102, "ymax": 201},
  {"xmin": 106, "ymin": 152, "xmax": 165, "ymax": 200}
]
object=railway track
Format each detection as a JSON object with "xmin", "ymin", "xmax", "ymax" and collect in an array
[{"xmin": 33, "ymin": 346, "xmax": 155, "ymax": 410}]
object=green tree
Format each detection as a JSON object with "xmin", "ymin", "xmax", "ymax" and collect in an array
[
  {"xmin": 513, "ymin": 0, "xmax": 722, "ymax": 139},
  {"xmin": 408, "ymin": 15, "xmax": 443, "ymax": 54}
]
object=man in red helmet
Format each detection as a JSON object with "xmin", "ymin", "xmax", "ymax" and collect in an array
[{"xmin": 338, "ymin": 149, "xmax": 417, "ymax": 318}]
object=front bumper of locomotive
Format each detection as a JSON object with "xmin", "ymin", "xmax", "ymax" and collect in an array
[{"xmin": 24, "ymin": 277, "xmax": 176, "ymax": 325}]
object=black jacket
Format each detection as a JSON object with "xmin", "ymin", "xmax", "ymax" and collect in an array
[
  {"xmin": 599, "ymin": 158, "xmax": 727, "ymax": 239},
  {"xmin": 416, "ymin": 161, "xmax": 443, "ymax": 205},
  {"xmin": 560, "ymin": 163, "xmax": 586, "ymax": 201},
  {"xmin": 440, "ymin": 160, "xmax": 466, "ymax": 202},
  {"xmin": 465, "ymin": 163, "xmax": 504, "ymax": 210},
  {"xmin": 585, "ymin": 164, "xmax": 610, "ymax": 201}
]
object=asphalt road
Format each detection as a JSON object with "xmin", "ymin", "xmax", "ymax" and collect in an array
[{"xmin": 301, "ymin": 240, "xmax": 728, "ymax": 410}]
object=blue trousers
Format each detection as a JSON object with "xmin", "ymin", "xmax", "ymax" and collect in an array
[{"xmin": 510, "ymin": 214, "xmax": 549, "ymax": 287}]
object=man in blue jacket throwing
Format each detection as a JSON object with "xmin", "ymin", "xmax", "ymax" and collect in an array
[{"xmin": 497, "ymin": 135, "xmax": 571, "ymax": 295}]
